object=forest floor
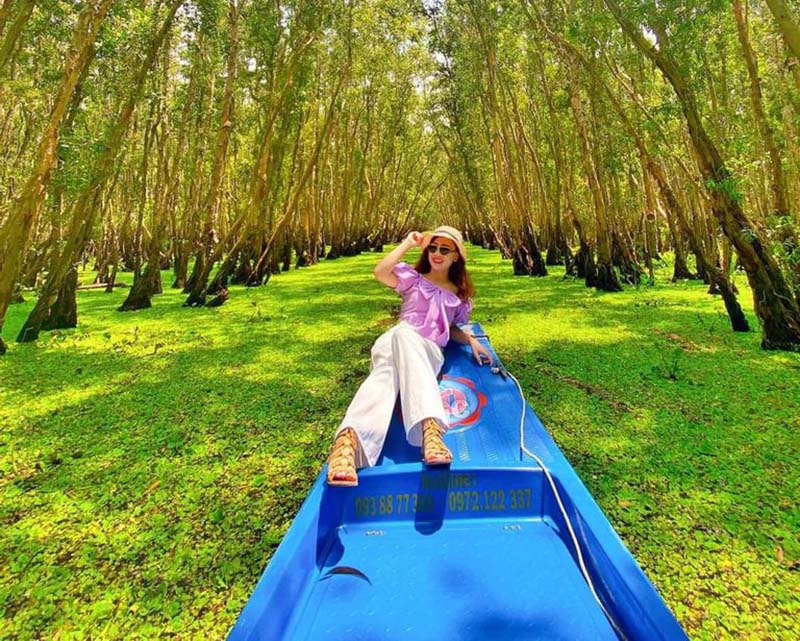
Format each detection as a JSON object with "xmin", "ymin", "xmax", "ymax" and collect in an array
[{"xmin": 1, "ymin": 246, "xmax": 799, "ymax": 640}]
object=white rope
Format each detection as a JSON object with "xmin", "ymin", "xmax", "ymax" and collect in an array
[{"xmin": 498, "ymin": 361, "xmax": 627, "ymax": 639}]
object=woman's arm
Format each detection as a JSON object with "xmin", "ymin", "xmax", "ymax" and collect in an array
[
  {"xmin": 451, "ymin": 325, "xmax": 494, "ymax": 366},
  {"xmin": 373, "ymin": 231, "xmax": 423, "ymax": 288}
]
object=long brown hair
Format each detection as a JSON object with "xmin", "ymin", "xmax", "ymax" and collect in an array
[{"xmin": 414, "ymin": 237, "xmax": 475, "ymax": 301}]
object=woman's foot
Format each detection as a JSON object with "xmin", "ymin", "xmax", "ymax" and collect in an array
[
  {"xmin": 421, "ymin": 418, "xmax": 452, "ymax": 465},
  {"xmin": 327, "ymin": 427, "xmax": 359, "ymax": 486}
]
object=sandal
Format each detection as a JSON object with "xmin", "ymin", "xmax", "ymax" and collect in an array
[
  {"xmin": 421, "ymin": 418, "xmax": 452, "ymax": 466},
  {"xmin": 327, "ymin": 427, "xmax": 359, "ymax": 486}
]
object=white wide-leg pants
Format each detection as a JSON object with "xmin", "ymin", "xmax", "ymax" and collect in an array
[{"xmin": 335, "ymin": 321, "xmax": 448, "ymax": 468}]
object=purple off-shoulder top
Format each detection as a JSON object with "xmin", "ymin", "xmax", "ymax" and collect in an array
[{"xmin": 392, "ymin": 262, "xmax": 473, "ymax": 347}]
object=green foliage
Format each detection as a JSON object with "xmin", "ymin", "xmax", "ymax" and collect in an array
[
  {"xmin": 1, "ymin": 247, "xmax": 799, "ymax": 639},
  {"xmin": 704, "ymin": 174, "xmax": 744, "ymax": 206}
]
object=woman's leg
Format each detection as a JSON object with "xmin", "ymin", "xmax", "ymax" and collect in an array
[
  {"xmin": 390, "ymin": 324, "xmax": 449, "ymax": 450},
  {"xmin": 332, "ymin": 326, "xmax": 400, "ymax": 469}
]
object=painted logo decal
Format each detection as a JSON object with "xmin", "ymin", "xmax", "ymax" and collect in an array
[{"xmin": 439, "ymin": 375, "xmax": 487, "ymax": 427}]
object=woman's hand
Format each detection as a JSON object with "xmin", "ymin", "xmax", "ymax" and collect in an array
[
  {"xmin": 469, "ymin": 336, "xmax": 494, "ymax": 366},
  {"xmin": 374, "ymin": 231, "xmax": 423, "ymax": 287},
  {"xmin": 404, "ymin": 231, "xmax": 423, "ymax": 247}
]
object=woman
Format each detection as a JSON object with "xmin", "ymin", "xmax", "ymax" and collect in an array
[{"xmin": 326, "ymin": 225, "xmax": 494, "ymax": 486}]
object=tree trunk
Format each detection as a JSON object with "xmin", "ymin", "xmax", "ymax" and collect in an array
[
  {"xmin": 16, "ymin": 0, "xmax": 184, "ymax": 343},
  {"xmin": 733, "ymin": 0, "xmax": 791, "ymax": 222},
  {"xmin": 119, "ymin": 213, "xmax": 166, "ymax": 311},
  {"xmin": 546, "ymin": 10, "xmax": 751, "ymax": 332},
  {"xmin": 572, "ymin": 215, "xmax": 597, "ymax": 284},
  {"xmin": 639, "ymin": 162, "xmax": 658, "ymax": 284},
  {"xmin": 119, "ymin": 260, "xmax": 159, "ymax": 311},
  {"xmin": 732, "ymin": 0, "xmax": 799, "ymax": 292},
  {"xmin": 187, "ymin": 19, "xmax": 321, "ymax": 306},
  {"xmin": 281, "ymin": 231, "xmax": 292, "ymax": 272},
  {"xmin": 650, "ymin": 160, "xmax": 750, "ymax": 332},
  {"xmin": 570, "ymin": 87, "xmax": 621, "ymax": 292},
  {"xmin": 606, "ymin": 0, "xmax": 798, "ymax": 348},
  {"xmin": 0, "ymin": 0, "xmax": 112, "ymax": 352},
  {"xmin": 764, "ymin": 0, "xmax": 800, "ymax": 62},
  {"xmin": 105, "ymin": 236, "xmax": 119, "ymax": 293},
  {"xmin": 512, "ymin": 224, "xmax": 548, "ymax": 276},
  {"xmin": 611, "ymin": 229, "xmax": 643, "ymax": 286},
  {"xmin": 0, "ymin": 0, "xmax": 34, "ymax": 74},
  {"xmin": 172, "ymin": 251, "xmax": 189, "ymax": 289},
  {"xmin": 119, "ymin": 90, "xmax": 162, "ymax": 312},
  {"xmin": 247, "ymin": 71, "xmax": 346, "ymax": 283},
  {"xmin": 185, "ymin": 215, "xmax": 247, "ymax": 306},
  {"xmin": 42, "ymin": 267, "xmax": 78, "ymax": 331},
  {"xmin": 663, "ymin": 199, "xmax": 695, "ymax": 280},
  {"xmin": 0, "ymin": 0, "xmax": 16, "ymax": 35},
  {"xmin": 186, "ymin": 0, "xmax": 244, "ymax": 301}
]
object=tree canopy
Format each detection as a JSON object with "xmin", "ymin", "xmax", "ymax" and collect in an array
[{"xmin": 2, "ymin": 0, "xmax": 800, "ymax": 352}]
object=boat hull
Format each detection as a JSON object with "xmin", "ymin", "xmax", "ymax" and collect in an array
[{"xmin": 228, "ymin": 323, "xmax": 689, "ymax": 641}]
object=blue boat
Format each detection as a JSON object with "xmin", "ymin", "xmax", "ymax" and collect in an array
[{"xmin": 228, "ymin": 323, "xmax": 689, "ymax": 641}]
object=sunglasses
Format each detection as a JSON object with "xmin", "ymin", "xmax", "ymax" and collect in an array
[{"xmin": 427, "ymin": 243, "xmax": 456, "ymax": 257}]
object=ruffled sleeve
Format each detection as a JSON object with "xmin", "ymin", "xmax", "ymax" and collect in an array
[
  {"xmin": 454, "ymin": 297, "xmax": 473, "ymax": 326},
  {"xmin": 392, "ymin": 262, "xmax": 419, "ymax": 295}
]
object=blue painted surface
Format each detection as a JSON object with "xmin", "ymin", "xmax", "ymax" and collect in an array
[{"xmin": 228, "ymin": 323, "xmax": 689, "ymax": 641}]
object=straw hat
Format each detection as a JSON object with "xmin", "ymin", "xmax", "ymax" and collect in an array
[{"xmin": 421, "ymin": 225, "xmax": 467, "ymax": 261}]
